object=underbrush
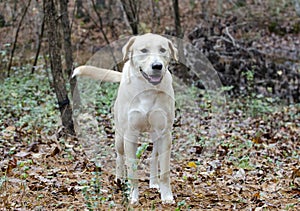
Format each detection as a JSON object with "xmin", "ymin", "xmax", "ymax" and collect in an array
[
  {"xmin": 0, "ymin": 70, "xmax": 299, "ymax": 210},
  {"xmin": 0, "ymin": 71, "xmax": 58, "ymax": 134},
  {"xmin": 0, "ymin": 68, "xmax": 291, "ymax": 135}
]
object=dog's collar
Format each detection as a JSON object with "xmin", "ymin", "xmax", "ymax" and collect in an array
[{"xmin": 139, "ymin": 68, "xmax": 163, "ymax": 85}]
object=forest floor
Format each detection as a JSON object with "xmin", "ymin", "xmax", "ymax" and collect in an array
[{"xmin": 0, "ymin": 73, "xmax": 299, "ymax": 210}]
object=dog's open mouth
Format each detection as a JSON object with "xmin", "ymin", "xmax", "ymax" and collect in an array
[{"xmin": 140, "ymin": 68, "xmax": 163, "ymax": 85}]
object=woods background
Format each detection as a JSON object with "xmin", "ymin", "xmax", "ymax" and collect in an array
[
  {"xmin": 1, "ymin": 0, "xmax": 299, "ymax": 103},
  {"xmin": 0, "ymin": 0, "xmax": 299, "ymax": 210}
]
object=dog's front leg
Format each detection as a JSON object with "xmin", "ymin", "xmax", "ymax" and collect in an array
[
  {"xmin": 157, "ymin": 131, "xmax": 174, "ymax": 204},
  {"xmin": 124, "ymin": 131, "xmax": 139, "ymax": 204},
  {"xmin": 150, "ymin": 134, "xmax": 159, "ymax": 189},
  {"xmin": 148, "ymin": 109, "xmax": 174, "ymax": 203}
]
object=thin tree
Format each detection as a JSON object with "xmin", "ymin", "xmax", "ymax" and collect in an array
[
  {"xmin": 32, "ymin": 1, "xmax": 45, "ymax": 74},
  {"xmin": 59, "ymin": 0, "xmax": 81, "ymax": 109},
  {"xmin": 75, "ymin": 0, "xmax": 84, "ymax": 18},
  {"xmin": 172, "ymin": 0, "xmax": 182, "ymax": 38},
  {"xmin": 91, "ymin": 0, "xmax": 119, "ymax": 70},
  {"xmin": 44, "ymin": 0, "xmax": 75, "ymax": 135},
  {"xmin": 7, "ymin": 0, "xmax": 31, "ymax": 77},
  {"xmin": 120, "ymin": 0, "xmax": 140, "ymax": 35}
]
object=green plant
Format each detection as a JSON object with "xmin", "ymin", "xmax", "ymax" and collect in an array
[
  {"xmin": 238, "ymin": 69, "xmax": 280, "ymax": 117},
  {"xmin": 238, "ymin": 156, "xmax": 254, "ymax": 170},
  {"xmin": 121, "ymin": 179, "xmax": 130, "ymax": 207},
  {"xmin": 175, "ymin": 200, "xmax": 190, "ymax": 211},
  {"xmin": 95, "ymin": 82, "xmax": 118, "ymax": 114},
  {"xmin": 136, "ymin": 143, "xmax": 149, "ymax": 159},
  {"xmin": 285, "ymin": 203, "xmax": 295, "ymax": 210},
  {"xmin": 0, "ymin": 70, "xmax": 59, "ymax": 134},
  {"xmin": 80, "ymin": 166, "xmax": 106, "ymax": 210}
]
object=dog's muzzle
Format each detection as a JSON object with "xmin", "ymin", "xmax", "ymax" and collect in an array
[{"xmin": 140, "ymin": 68, "xmax": 163, "ymax": 85}]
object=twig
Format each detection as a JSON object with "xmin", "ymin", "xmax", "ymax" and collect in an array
[
  {"xmin": 120, "ymin": 0, "xmax": 140, "ymax": 34},
  {"xmin": 31, "ymin": 2, "xmax": 45, "ymax": 74},
  {"xmin": 7, "ymin": 0, "xmax": 32, "ymax": 77},
  {"xmin": 225, "ymin": 26, "xmax": 236, "ymax": 47},
  {"xmin": 90, "ymin": 0, "xmax": 119, "ymax": 71}
]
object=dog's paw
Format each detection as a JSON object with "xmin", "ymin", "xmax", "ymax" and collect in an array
[
  {"xmin": 130, "ymin": 198, "xmax": 139, "ymax": 205},
  {"xmin": 160, "ymin": 184, "xmax": 174, "ymax": 204},
  {"xmin": 161, "ymin": 196, "xmax": 175, "ymax": 204},
  {"xmin": 162, "ymin": 199, "xmax": 175, "ymax": 204},
  {"xmin": 130, "ymin": 187, "xmax": 139, "ymax": 205},
  {"xmin": 161, "ymin": 193, "xmax": 175, "ymax": 204},
  {"xmin": 149, "ymin": 182, "xmax": 160, "ymax": 190}
]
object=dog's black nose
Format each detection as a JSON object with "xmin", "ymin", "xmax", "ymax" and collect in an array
[{"xmin": 152, "ymin": 62, "xmax": 163, "ymax": 71}]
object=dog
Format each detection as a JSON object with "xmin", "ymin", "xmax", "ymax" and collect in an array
[{"xmin": 73, "ymin": 33, "xmax": 178, "ymax": 204}]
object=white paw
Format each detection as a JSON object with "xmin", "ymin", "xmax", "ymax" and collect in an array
[
  {"xmin": 149, "ymin": 182, "xmax": 160, "ymax": 189},
  {"xmin": 160, "ymin": 184, "xmax": 174, "ymax": 204},
  {"xmin": 162, "ymin": 198, "xmax": 175, "ymax": 204},
  {"xmin": 161, "ymin": 193, "xmax": 174, "ymax": 204},
  {"xmin": 130, "ymin": 187, "xmax": 139, "ymax": 204}
]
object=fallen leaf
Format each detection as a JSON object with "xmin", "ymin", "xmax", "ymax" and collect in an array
[
  {"xmin": 48, "ymin": 146, "xmax": 60, "ymax": 157},
  {"xmin": 5, "ymin": 126, "xmax": 16, "ymax": 132},
  {"xmin": 187, "ymin": 161, "xmax": 197, "ymax": 168},
  {"xmin": 6, "ymin": 157, "xmax": 17, "ymax": 175},
  {"xmin": 15, "ymin": 151, "xmax": 31, "ymax": 158},
  {"xmin": 233, "ymin": 168, "xmax": 246, "ymax": 181},
  {"xmin": 252, "ymin": 192, "xmax": 260, "ymax": 200}
]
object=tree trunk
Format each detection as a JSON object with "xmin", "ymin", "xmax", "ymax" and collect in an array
[
  {"xmin": 59, "ymin": 0, "xmax": 81, "ymax": 110},
  {"xmin": 172, "ymin": 0, "xmax": 182, "ymax": 38},
  {"xmin": 0, "ymin": 13, "xmax": 5, "ymax": 27},
  {"xmin": 44, "ymin": 0, "xmax": 75, "ymax": 135},
  {"xmin": 7, "ymin": 0, "xmax": 31, "ymax": 77},
  {"xmin": 120, "ymin": 0, "xmax": 139, "ymax": 34},
  {"xmin": 32, "ymin": 2, "xmax": 45, "ymax": 74},
  {"xmin": 75, "ymin": 0, "xmax": 84, "ymax": 18}
]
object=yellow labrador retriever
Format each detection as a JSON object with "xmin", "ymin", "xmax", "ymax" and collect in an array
[{"xmin": 73, "ymin": 33, "xmax": 178, "ymax": 204}]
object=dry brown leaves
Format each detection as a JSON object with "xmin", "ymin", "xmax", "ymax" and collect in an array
[{"xmin": 0, "ymin": 103, "xmax": 299, "ymax": 210}]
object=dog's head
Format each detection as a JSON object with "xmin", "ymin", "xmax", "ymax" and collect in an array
[{"xmin": 122, "ymin": 33, "xmax": 178, "ymax": 85}]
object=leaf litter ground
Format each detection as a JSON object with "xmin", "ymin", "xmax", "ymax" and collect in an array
[{"xmin": 0, "ymin": 83, "xmax": 299, "ymax": 210}]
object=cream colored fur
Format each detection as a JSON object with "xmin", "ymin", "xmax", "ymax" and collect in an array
[
  {"xmin": 73, "ymin": 33, "xmax": 178, "ymax": 204},
  {"xmin": 72, "ymin": 65, "xmax": 122, "ymax": 82}
]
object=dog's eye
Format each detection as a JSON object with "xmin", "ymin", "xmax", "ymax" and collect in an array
[
  {"xmin": 160, "ymin": 48, "xmax": 166, "ymax": 53},
  {"xmin": 140, "ymin": 48, "xmax": 148, "ymax": 53},
  {"xmin": 159, "ymin": 48, "xmax": 167, "ymax": 53}
]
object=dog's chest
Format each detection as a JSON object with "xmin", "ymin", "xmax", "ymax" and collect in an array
[
  {"xmin": 123, "ymin": 90, "xmax": 171, "ymax": 131},
  {"xmin": 132, "ymin": 90, "xmax": 166, "ymax": 111}
]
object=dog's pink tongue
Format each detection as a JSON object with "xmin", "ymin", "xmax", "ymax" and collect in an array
[{"xmin": 150, "ymin": 75, "xmax": 162, "ymax": 82}]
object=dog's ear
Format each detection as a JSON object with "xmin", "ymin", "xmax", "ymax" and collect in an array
[
  {"xmin": 122, "ymin": 36, "xmax": 136, "ymax": 61},
  {"xmin": 168, "ymin": 40, "xmax": 178, "ymax": 62}
]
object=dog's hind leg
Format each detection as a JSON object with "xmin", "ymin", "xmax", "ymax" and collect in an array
[{"xmin": 115, "ymin": 132, "xmax": 125, "ymax": 180}]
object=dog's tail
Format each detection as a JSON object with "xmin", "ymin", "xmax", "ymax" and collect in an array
[{"xmin": 72, "ymin": 65, "xmax": 122, "ymax": 82}]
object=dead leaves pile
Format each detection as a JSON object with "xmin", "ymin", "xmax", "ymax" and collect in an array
[{"xmin": 0, "ymin": 103, "xmax": 299, "ymax": 210}]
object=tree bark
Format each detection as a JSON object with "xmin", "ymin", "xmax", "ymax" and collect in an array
[
  {"xmin": 91, "ymin": 0, "xmax": 119, "ymax": 70},
  {"xmin": 75, "ymin": 0, "xmax": 84, "ymax": 18},
  {"xmin": 120, "ymin": 0, "xmax": 139, "ymax": 35},
  {"xmin": 7, "ymin": 0, "xmax": 31, "ymax": 77},
  {"xmin": 32, "ymin": 2, "xmax": 45, "ymax": 74},
  {"xmin": 172, "ymin": 0, "xmax": 182, "ymax": 38},
  {"xmin": 44, "ymin": 0, "xmax": 75, "ymax": 135},
  {"xmin": 59, "ymin": 0, "xmax": 81, "ymax": 110}
]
